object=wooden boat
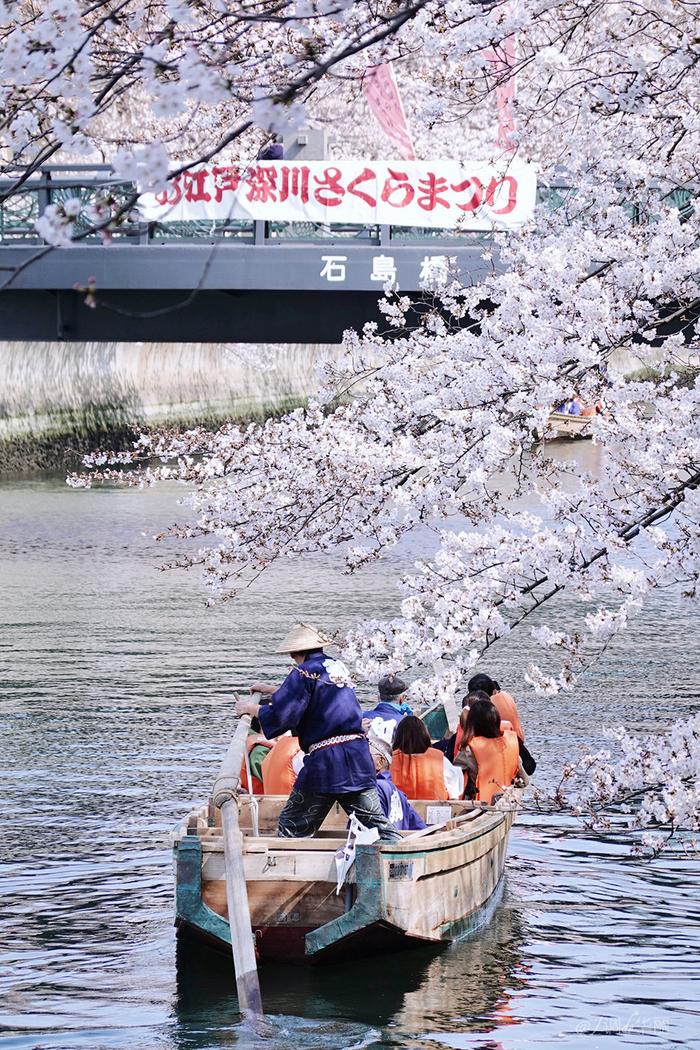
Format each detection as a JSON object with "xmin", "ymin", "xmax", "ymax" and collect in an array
[
  {"xmin": 545, "ymin": 410, "xmax": 594, "ymax": 440},
  {"xmin": 172, "ymin": 790, "xmax": 519, "ymax": 962}
]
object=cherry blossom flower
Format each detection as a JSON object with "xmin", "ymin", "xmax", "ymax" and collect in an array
[{"xmin": 3, "ymin": 0, "xmax": 693, "ymax": 849}]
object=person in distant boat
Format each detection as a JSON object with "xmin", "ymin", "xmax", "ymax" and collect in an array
[
  {"xmin": 362, "ymin": 673, "xmax": 413, "ymax": 744},
  {"xmin": 554, "ymin": 394, "xmax": 584, "ymax": 415},
  {"xmin": 391, "ymin": 715, "xmax": 464, "ymax": 800},
  {"xmin": 261, "ymin": 732, "xmax": 304, "ymax": 795},
  {"xmin": 234, "ymin": 623, "xmax": 401, "ymax": 841},
  {"xmin": 368, "ymin": 734, "xmax": 426, "ymax": 831},
  {"xmin": 455, "ymin": 699, "xmax": 526, "ymax": 803}
]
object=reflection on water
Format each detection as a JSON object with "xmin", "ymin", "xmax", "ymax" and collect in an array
[
  {"xmin": 175, "ymin": 889, "xmax": 524, "ymax": 1042},
  {"xmin": 1, "ymin": 474, "xmax": 699, "ymax": 1050}
]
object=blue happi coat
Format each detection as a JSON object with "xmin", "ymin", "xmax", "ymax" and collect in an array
[
  {"xmin": 363, "ymin": 700, "xmax": 413, "ymax": 722},
  {"xmin": 362, "ymin": 700, "xmax": 412, "ymax": 744},
  {"xmin": 375, "ymin": 770, "xmax": 426, "ymax": 831},
  {"xmin": 257, "ymin": 650, "xmax": 375, "ymax": 795}
]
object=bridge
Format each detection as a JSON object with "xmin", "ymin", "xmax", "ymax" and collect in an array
[
  {"xmin": 0, "ymin": 166, "xmax": 692, "ymax": 344},
  {"xmin": 0, "ymin": 165, "xmax": 558, "ymax": 342},
  {"xmin": 0, "ymin": 164, "xmax": 526, "ymax": 342}
]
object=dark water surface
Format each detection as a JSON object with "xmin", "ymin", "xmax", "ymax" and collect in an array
[{"xmin": 1, "ymin": 474, "xmax": 699, "ymax": 1050}]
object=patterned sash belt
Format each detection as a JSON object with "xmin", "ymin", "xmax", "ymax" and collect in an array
[{"xmin": 308, "ymin": 732, "xmax": 365, "ymax": 754}]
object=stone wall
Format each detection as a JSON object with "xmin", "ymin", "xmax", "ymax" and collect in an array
[{"xmin": 0, "ymin": 341, "xmax": 340, "ymax": 473}]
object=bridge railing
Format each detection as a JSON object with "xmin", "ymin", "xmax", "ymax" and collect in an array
[{"xmin": 0, "ymin": 165, "xmax": 693, "ymax": 247}]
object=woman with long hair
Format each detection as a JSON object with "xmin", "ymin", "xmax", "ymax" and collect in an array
[
  {"xmin": 456, "ymin": 699, "xmax": 525, "ymax": 803},
  {"xmin": 391, "ymin": 715, "xmax": 463, "ymax": 800}
]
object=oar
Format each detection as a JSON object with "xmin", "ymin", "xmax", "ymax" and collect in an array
[{"xmin": 211, "ymin": 707, "xmax": 263, "ymax": 1018}]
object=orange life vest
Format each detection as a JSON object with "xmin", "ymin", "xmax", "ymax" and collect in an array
[
  {"xmin": 391, "ymin": 747, "xmax": 448, "ymax": 800},
  {"xmin": 454, "ymin": 718, "xmax": 513, "ymax": 759},
  {"xmin": 469, "ymin": 730, "xmax": 520, "ymax": 804},
  {"xmin": 240, "ymin": 735, "xmax": 272, "ymax": 795},
  {"xmin": 491, "ymin": 691, "xmax": 525, "ymax": 741},
  {"xmin": 261, "ymin": 735, "xmax": 302, "ymax": 795}
]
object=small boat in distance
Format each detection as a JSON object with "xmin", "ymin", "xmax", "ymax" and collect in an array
[
  {"xmin": 545, "ymin": 411, "xmax": 595, "ymax": 440},
  {"xmin": 172, "ymin": 788, "xmax": 520, "ymax": 962}
]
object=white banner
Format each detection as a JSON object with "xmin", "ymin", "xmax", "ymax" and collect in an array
[{"xmin": 139, "ymin": 160, "xmax": 537, "ymax": 231}]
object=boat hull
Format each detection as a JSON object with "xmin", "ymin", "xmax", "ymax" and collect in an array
[
  {"xmin": 173, "ymin": 797, "xmax": 516, "ymax": 963},
  {"xmin": 546, "ymin": 411, "xmax": 594, "ymax": 440}
]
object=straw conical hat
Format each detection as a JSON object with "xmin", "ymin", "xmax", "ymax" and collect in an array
[{"xmin": 275, "ymin": 623, "xmax": 330, "ymax": 654}]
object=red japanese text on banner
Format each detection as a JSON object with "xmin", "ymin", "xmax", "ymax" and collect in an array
[{"xmin": 140, "ymin": 160, "xmax": 537, "ymax": 230}]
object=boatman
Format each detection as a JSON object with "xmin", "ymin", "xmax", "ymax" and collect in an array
[{"xmin": 234, "ymin": 623, "xmax": 401, "ymax": 841}]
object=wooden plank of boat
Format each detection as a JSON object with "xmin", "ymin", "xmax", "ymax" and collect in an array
[{"xmin": 173, "ymin": 794, "xmax": 519, "ymax": 962}]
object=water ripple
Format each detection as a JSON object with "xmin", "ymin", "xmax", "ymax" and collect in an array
[{"xmin": 1, "ymin": 477, "xmax": 699, "ymax": 1050}]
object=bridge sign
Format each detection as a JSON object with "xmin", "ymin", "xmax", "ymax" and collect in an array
[{"xmin": 139, "ymin": 159, "xmax": 537, "ymax": 231}]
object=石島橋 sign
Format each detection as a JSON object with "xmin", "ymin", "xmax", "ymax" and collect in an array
[{"xmin": 139, "ymin": 160, "xmax": 537, "ymax": 230}]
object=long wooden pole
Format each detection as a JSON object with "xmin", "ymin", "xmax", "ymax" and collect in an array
[{"xmin": 211, "ymin": 710, "xmax": 263, "ymax": 1018}]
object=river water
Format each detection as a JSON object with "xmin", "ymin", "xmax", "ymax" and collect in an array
[{"xmin": 1, "ymin": 467, "xmax": 699, "ymax": 1050}]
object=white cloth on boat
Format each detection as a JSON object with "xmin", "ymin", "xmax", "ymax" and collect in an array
[
  {"xmin": 443, "ymin": 756, "xmax": 464, "ymax": 800},
  {"xmin": 334, "ymin": 812, "xmax": 379, "ymax": 894}
]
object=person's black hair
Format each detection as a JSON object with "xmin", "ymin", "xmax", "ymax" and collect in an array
[
  {"xmin": 464, "ymin": 699, "xmax": 501, "ymax": 739},
  {"xmin": 392, "ymin": 715, "xmax": 431, "ymax": 755},
  {"xmin": 467, "ymin": 672, "xmax": 495, "ymax": 696},
  {"xmin": 461, "ymin": 689, "xmax": 491, "ymax": 709},
  {"xmin": 492, "ymin": 680, "xmax": 501, "ymax": 692},
  {"xmin": 290, "ymin": 647, "xmax": 324, "ymax": 660}
]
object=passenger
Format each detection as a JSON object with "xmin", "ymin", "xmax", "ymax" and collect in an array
[
  {"xmin": 456, "ymin": 704, "xmax": 513, "ymax": 758},
  {"xmin": 240, "ymin": 718, "xmax": 273, "ymax": 795},
  {"xmin": 391, "ymin": 715, "xmax": 464, "ymax": 801},
  {"xmin": 362, "ymin": 673, "xmax": 413, "ymax": 743},
  {"xmin": 257, "ymin": 140, "xmax": 284, "ymax": 160},
  {"xmin": 467, "ymin": 673, "xmax": 525, "ymax": 741},
  {"xmin": 433, "ymin": 690, "xmax": 491, "ymax": 762},
  {"xmin": 487, "ymin": 682, "xmax": 514, "ymax": 731},
  {"xmin": 467, "ymin": 673, "xmax": 536, "ymax": 775},
  {"xmin": 455, "ymin": 699, "xmax": 525, "ymax": 804},
  {"xmin": 261, "ymin": 732, "xmax": 304, "ymax": 795},
  {"xmin": 368, "ymin": 735, "xmax": 426, "ymax": 831},
  {"xmin": 234, "ymin": 623, "xmax": 401, "ymax": 841}
]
